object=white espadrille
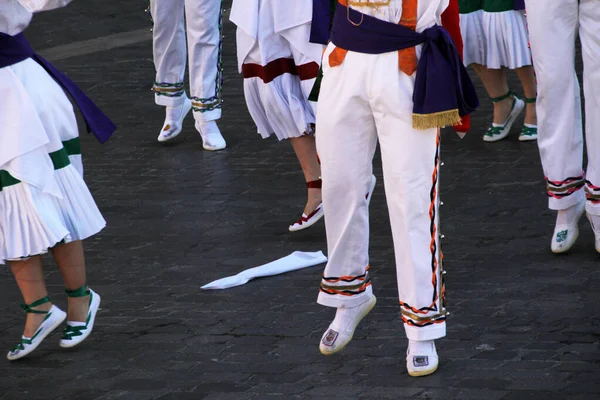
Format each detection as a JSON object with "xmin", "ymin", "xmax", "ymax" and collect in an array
[
  {"xmin": 196, "ymin": 120, "xmax": 226, "ymax": 151},
  {"xmin": 59, "ymin": 287, "xmax": 101, "ymax": 348},
  {"xmin": 157, "ymin": 97, "xmax": 192, "ymax": 143},
  {"xmin": 406, "ymin": 340, "xmax": 439, "ymax": 377},
  {"xmin": 319, "ymin": 296, "xmax": 376, "ymax": 355},
  {"xmin": 551, "ymin": 201, "xmax": 585, "ymax": 254},
  {"xmin": 587, "ymin": 212, "xmax": 600, "ymax": 254},
  {"xmin": 483, "ymin": 92, "xmax": 525, "ymax": 142},
  {"xmin": 7, "ymin": 298, "xmax": 66, "ymax": 361}
]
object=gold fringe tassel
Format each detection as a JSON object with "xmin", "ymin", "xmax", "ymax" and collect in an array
[{"xmin": 412, "ymin": 109, "xmax": 461, "ymax": 130}]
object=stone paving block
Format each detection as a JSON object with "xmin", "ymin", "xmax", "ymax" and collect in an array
[
  {"xmin": 199, "ymin": 394, "xmax": 259, "ymax": 400},
  {"xmin": 456, "ymin": 388, "xmax": 513, "ymax": 400},
  {"xmin": 0, "ymin": 1, "xmax": 598, "ymax": 399},
  {"xmin": 501, "ymin": 391, "xmax": 570, "ymax": 400}
]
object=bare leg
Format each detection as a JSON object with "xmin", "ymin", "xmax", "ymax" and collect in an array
[
  {"xmin": 51, "ymin": 241, "xmax": 89, "ymax": 322},
  {"xmin": 289, "ymin": 134, "xmax": 322, "ymax": 214},
  {"xmin": 471, "ymin": 64, "xmax": 514, "ymax": 124},
  {"xmin": 514, "ymin": 66, "xmax": 538, "ymax": 125},
  {"xmin": 9, "ymin": 257, "xmax": 52, "ymax": 337}
]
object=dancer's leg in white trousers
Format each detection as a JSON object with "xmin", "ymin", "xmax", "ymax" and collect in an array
[
  {"xmin": 525, "ymin": 0, "xmax": 600, "ymax": 212},
  {"xmin": 184, "ymin": 0, "xmax": 223, "ymax": 123},
  {"xmin": 316, "ymin": 47, "xmax": 446, "ymax": 341},
  {"xmin": 579, "ymin": 0, "xmax": 600, "ymax": 215},
  {"xmin": 151, "ymin": 0, "xmax": 188, "ymax": 107},
  {"xmin": 151, "ymin": 0, "xmax": 222, "ymax": 122}
]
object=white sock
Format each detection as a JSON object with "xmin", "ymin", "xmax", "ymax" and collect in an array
[
  {"xmin": 165, "ymin": 100, "xmax": 188, "ymax": 122},
  {"xmin": 331, "ymin": 300, "xmax": 371, "ymax": 332},
  {"xmin": 408, "ymin": 339, "xmax": 436, "ymax": 355},
  {"xmin": 196, "ymin": 120, "xmax": 220, "ymax": 136},
  {"xmin": 589, "ymin": 213, "xmax": 600, "ymax": 233},
  {"xmin": 556, "ymin": 202, "xmax": 583, "ymax": 226},
  {"xmin": 524, "ymin": 123, "xmax": 537, "ymax": 128}
]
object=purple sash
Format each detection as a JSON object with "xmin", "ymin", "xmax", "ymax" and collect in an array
[
  {"xmin": 514, "ymin": 0, "xmax": 526, "ymax": 10},
  {"xmin": 0, "ymin": 33, "xmax": 115, "ymax": 144},
  {"xmin": 310, "ymin": 0, "xmax": 334, "ymax": 45},
  {"xmin": 330, "ymin": 3, "xmax": 478, "ymax": 128}
]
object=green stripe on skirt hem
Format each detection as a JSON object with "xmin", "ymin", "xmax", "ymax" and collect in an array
[
  {"xmin": 0, "ymin": 146, "xmax": 72, "ymax": 191},
  {"xmin": 62, "ymin": 138, "xmax": 81, "ymax": 156}
]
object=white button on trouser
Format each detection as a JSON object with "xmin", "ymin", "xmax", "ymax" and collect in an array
[
  {"xmin": 315, "ymin": 45, "xmax": 446, "ymax": 341},
  {"xmin": 150, "ymin": 0, "xmax": 223, "ymax": 122},
  {"xmin": 526, "ymin": 0, "xmax": 600, "ymax": 215}
]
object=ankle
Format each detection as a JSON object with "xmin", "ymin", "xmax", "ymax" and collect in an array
[
  {"xmin": 556, "ymin": 201, "xmax": 584, "ymax": 226},
  {"xmin": 492, "ymin": 98, "xmax": 513, "ymax": 124},
  {"xmin": 307, "ymin": 186, "xmax": 322, "ymax": 199},
  {"xmin": 332, "ymin": 299, "xmax": 371, "ymax": 326},
  {"xmin": 22, "ymin": 303, "xmax": 53, "ymax": 337},
  {"xmin": 493, "ymin": 96, "xmax": 513, "ymax": 107},
  {"xmin": 196, "ymin": 120, "xmax": 219, "ymax": 135},
  {"xmin": 525, "ymin": 105, "xmax": 537, "ymax": 124},
  {"xmin": 66, "ymin": 297, "xmax": 90, "ymax": 322},
  {"xmin": 589, "ymin": 213, "xmax": 600, "ymax": 233},
  {"xmin": 165, "ymin": 101, "xmax": 187, "ymax": 120},
  {"xmin": 29, "ymin": 302, "xmax": 52, "ymax": 313},
  {"xmin": 408, "ymin": 339, "xmax": 436, "ymax": 354}
]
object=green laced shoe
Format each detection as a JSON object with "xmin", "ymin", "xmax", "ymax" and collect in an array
[
  {"xmin": 519, "ymin": 97, "xmax": 538, "ymax": 141},
  {"xmin": 483, "ymin": 90, "xmax": 525, "ymax": 142},
  {"xmin": 59, "ymin": 285, "xmax": 101, "ymax": 348},
  {"xmin": 7, "ymin": 297, "xmax": 66, "ymax": 361}
]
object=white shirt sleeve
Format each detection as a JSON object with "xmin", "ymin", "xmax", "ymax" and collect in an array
[{"xmin": 16, "ymin": 0, "xmax": 73, "ymax": 13}]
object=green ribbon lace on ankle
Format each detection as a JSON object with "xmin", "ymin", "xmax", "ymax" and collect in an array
[
  {"xmin": 11, "ymin": 312, "xmax": 53, "ymax": 352},
  {"xmin": 65, "ymin": 284, "xmax": 90, "ymax": 298},
  {"xmin": 61, "ymin": 292, "xmax": 93, "ymax": 341},
  {"xmin": 521, "ymin": 126, "xmax": 538, "ymax": 137},
  {"xmin": 61, "ymin": 324, "xmax": 87, "ymax": 340},
  {"xmin": 484, "ymin": 126, "xmax": 503, "ymax": 137},
  {"xmin": 11, "ymin": 337, "xmax": 33, "ymax": 352}
]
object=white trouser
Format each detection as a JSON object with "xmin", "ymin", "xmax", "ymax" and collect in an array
[
  {"xmin": 151, "ymin": 0, "xmax": 223, "ymax": 122},
  {"xmin": 526, "ymin": 0, "xmax": 600, "ymax": 215},
  {"xmin": 316, "ymin": 44, "xmax": 446, "ymax": 341}
]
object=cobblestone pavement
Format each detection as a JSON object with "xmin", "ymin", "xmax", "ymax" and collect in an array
[{"xmin": 1, "ymin": 1, "xmax": 598, "ymax": 399}]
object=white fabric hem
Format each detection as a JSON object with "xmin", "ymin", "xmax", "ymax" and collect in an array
[
  {"xmin": 0, "ymin": 164, "xmax": 105, "ymax": 264},
  {"xmin": 461, "ymin": 10, "xmax": 532, "ymax": 69},
  {"xmin": 192, "ymin": 108, "xmax": 222, "ymax": 123},
  {"xmin": 586, "ymin": 201, "xmax": 600, "ymax": 217},
  {"xmin": 404, "ymin": 322, "xmax": 446, "ymax": 341},
  {"xmin": 548, "ymin": 190, "xmax": 585, "ymax": 211},
  {"xmin": 155, "ymin": 93, "xmax": 188, "ymax": 107},
  {"xmin": 243, "ymin": 75, "xmax": 316, "ymax": 141},
  {"xmin": 317, "ymin": 286, "xmax": 374, "ymax": 309}
]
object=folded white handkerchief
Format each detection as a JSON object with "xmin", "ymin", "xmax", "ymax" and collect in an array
[{"xmin": 201, "ymin": 251, "xmax": 327, "ymax": 290}]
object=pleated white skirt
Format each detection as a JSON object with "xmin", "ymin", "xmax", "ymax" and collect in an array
[
  {"xmin": 235, "ymin": 13, "xmax": 322, "ymax": 141},
  {"xmin": 0, "ymin": 59, "xmax": 105, "ymax": 264},
  {"xmin": 243, "ymin": 74, "xmax": 316, "ymax": 140},
  {"xmin": 0, "ymin": 165, "xmax": 106, "ymax": 263},
  {"xmin": 460, "ymin": 10, "xmax": 532, "ymax": 69}
]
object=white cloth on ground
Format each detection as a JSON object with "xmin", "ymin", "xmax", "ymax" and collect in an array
[{"xmin": 201, "ymin": 251, "xmax": 327, "ymax": 290}]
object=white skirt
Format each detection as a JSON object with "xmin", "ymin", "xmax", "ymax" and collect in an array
[
  {"xmin": 0, "ymin": 58, "xmax": 105, "ymax": 264},
  {"xmin": 460, "ymin": 10, "xmax": 532, "ymax": 69},
  {"xmin": 243, "ymin": 74, "xmax": 316, "ymax": 140},
  {"xmin": 234, "ymin": 9, "xmax": 322, "ymax": 141},
  {"xmin": 0, "ymin": 164, "xmax": 106, "ymax": 264}
]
